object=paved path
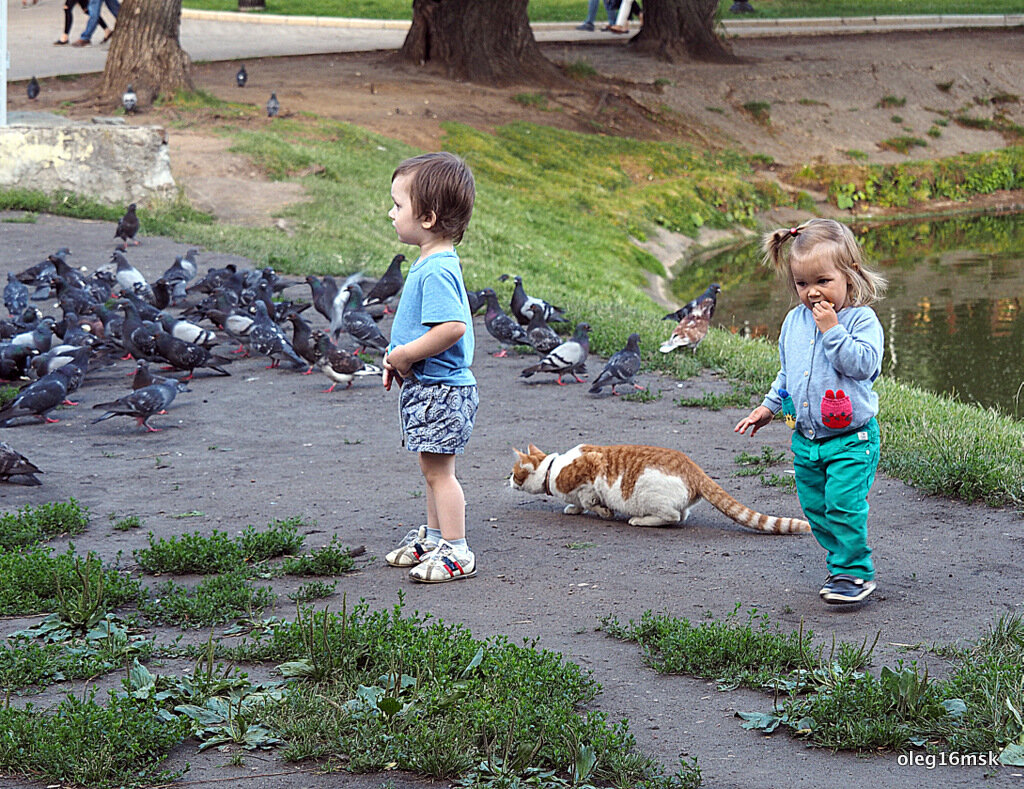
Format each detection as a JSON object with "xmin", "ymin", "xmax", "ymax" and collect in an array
[{"xmin": 5, "ymin": 4, "xmax": 1023, "ymax": 82}]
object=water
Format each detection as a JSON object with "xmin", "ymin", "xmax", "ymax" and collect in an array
[{"xmin": 669, "ymin": 213, "xmax": 1024, "ymax": 418}]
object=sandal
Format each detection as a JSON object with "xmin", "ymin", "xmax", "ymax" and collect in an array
[
  {"xmin": 54, "ymin": 38, "xmax": 69, "ymax": 46},
  {"xmin": 609, "ymin": 25, "xmax": 630, "ymax": 34},
  {"xmin": 102, "ymin": 30, "xmax": 114, "ymax": 43}
]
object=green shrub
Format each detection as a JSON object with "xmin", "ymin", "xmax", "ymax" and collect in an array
[{"xmin": 0, "ymin": 499, "xmax": 89, "ymax": 551}]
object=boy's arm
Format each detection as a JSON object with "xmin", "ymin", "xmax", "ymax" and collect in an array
[{"xmin": 385, "ymin": 320, "xmax": 466, "ymax": 378}]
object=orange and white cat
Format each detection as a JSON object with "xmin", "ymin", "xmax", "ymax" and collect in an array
[{"xmin": 510, "ymin": 443, "xmax": 810, "ymax": 534}]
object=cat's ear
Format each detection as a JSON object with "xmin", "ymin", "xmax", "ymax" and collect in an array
[
  {"xmin": 527, "ymin": 443, "xmax": 541, "ymax": 455},
  {"xmin": 512, "ymin": 447, "xmax": 526, "ymax": 460}
]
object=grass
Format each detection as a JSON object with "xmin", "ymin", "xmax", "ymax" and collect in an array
[
  {"xmin": 0, "ymin": 499, "xmax": 90, "ymax": 551},
  {"xmin": 142, "ymin": 570, "xmax": 277, "ymax": 627},
  {"xmin": 741, "ymin": 101, "xmax": 771, "ymax": 126},
  {"xmin": 180, "ymin": 0, "xmax": 1024, "ymax": 20},
  {"xmin": 606, "ymin": 606, "xmax": 1024, "ymax": 762},
  {"xmin": 879, "ymin": 135, "xmax": 928, "ymax": 154}
]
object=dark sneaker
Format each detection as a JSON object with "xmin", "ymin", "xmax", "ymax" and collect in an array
[
  {"xmin": 576, "ymin": 22, "xmax": 595, "ymax": 31},
  {"xmin": 818, "ymin": 575, "xmax": 834, "ymax": 598},
  {"xmin": 822, "ymin": 575, "xmax": 876, "ymax": 605}
]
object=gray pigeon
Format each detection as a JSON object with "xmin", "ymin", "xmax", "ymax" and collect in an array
[
  {"xmin": 0, "ymin": 442, "xmax": 42, "ymax": 485},
  {"xmin": 4, "ymin": 273, "xmax": 29, "ymax": 317},
  {"xmin": 524, "ymin": 304, "xmax": 561, "ymax": 355},
  {"xmin": 481, "ymin": 287, "xmax": 528, "ymax": 357},
  {"xmin": 0, "ymin": 366, "xmax": 75, "ymax": 426},
  {"xmin": 247, "ymin": 301, "xmax": 307, "ymax": 369},
  {"xmin": 91, "ymin": 379, "xmax": 184, "ymax": 432},
  {"xmin": 589, "ymin": 333, "xmax": 644, "ymax": 395},
  {"xmin": 122, "ymin": 84, "xmax": 138, "ymax": 114},
  {"xmin": 361, "ymin": 254, "xmax": 406, "ymax": 314},
  {"xmin": 27, "ymin": 77, "xmax": 40, "ymax": 101},
  {"xmin": 521, "ymin": 322, "xmax": 590, "ymax": 385},
  {"xmin": 236, "ymin": 64, "xmax": 248, "ymax": 88},
  {"xmin": 266, "ymin": 92, "xmax": 279, "ymax": 117},
  {"xmin": 502, "ymin": 274, "xmax": 567, "ymax": 325},
  {"xmin": 340, "ymin": 284, "xmax": 389, "ymax": 353},
  {"xmin": 113, "ymin": 249, "xmax": 152, "ymax": 301}
]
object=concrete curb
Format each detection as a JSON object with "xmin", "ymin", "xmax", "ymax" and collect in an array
[{"xmin": 179, "ymin": 9, "xmax": 1024, "ymax": 37}]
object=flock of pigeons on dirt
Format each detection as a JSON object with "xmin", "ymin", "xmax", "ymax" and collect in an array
[{"xmin": 0, "ymin": 202, "xmax": 721, "ymax": 487}]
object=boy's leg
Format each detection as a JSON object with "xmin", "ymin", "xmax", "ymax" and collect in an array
[
  {"xmin": 820, "ymin": 423, "xmax": 879, "ymax": 581},
  {"xmin": 419, "ymin": 451, "xmax": 465, "ymax": 542}
]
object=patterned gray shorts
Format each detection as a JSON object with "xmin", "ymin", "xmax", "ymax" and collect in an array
[{"xmin": 399, "ymin": 380, "xmax": 479, "ymax": 455}]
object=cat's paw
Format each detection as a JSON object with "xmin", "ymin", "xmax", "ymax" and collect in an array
[
  {"xmin": 592, "ymin": 506, "xmax": 614, "ymax": 519},
  {"xmin": 563, "ymin": 504, "xmax": 583, "ymax": 515}
]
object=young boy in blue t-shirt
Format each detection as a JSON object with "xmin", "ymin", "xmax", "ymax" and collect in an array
[{"xmin": 382, "ymin": 152, "xmax": 479, "ymax": 583}]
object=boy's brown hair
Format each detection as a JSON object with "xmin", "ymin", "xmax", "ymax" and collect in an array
[{"xmin": 392, "ymin": 152, "xmax": 475, "ymax": 244}]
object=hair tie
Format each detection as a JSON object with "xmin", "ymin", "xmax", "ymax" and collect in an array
[{"xmin": 789, "ymin": 227, "xmax": 799, "ymax": 236}]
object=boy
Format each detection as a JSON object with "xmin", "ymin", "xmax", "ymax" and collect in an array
[{"xmin": 382, "ymin": 152, "xmax": 479, "ymax": 583}]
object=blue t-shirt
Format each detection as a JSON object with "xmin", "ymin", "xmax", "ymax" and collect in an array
[{"xmin": 388, "ymin": 250, "xmax": 475, "ymax": 386}]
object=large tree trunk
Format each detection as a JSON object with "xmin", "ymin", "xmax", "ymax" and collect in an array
[
  {"xmin": 631, "ymin": 0, "xmax": 735, "ymax": 63},
  {"xmin": 397, "ymin": 0, "xmax": 562, "ymax": 86},
  {"xmin": 99, "ymin": 0, "xmax": 193, "ymax": 108}
]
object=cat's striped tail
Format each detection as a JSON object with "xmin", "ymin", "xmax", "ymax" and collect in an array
[{"xmin": 698, "ymin": 475, "xmax": 811, "ymax": 534}]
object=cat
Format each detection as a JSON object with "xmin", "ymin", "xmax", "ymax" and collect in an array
[{"xmin": 510, "ymin": 443, "xmax": 810, "ymax": 534}]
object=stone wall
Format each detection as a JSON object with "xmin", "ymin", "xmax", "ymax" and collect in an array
[{"xmin": 0, "ymin": 116, "xmax": 176, "ymax": 206}]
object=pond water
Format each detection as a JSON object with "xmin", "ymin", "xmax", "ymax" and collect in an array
[{"xmin": 669, "ymin": 213, "xmax": 1024, "ymax": 418}]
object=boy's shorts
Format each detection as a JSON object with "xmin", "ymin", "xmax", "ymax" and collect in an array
[{"xmin": 399, "ymin": 379, "xmax": 478, "ymax": 455}]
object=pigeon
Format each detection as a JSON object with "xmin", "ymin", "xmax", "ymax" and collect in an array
[
  {"xmin": 27, "ymin": 77, "xmax": 40, "ymax": 101},
  {"xmin": 0, "ymin": 367, "xmax": 75, "ymax": 426},
  {"xmin": 660, "ymin": 297, "xmax": 715, "ymax": 353},
  {"xmin": 361, "ymin": 254, "xmax": 406, "ymax": 314},
  {"xmin": 158, "ymin": 249, "xmax": 197, "ymax": 305},
  {"xmin": 285, "ymin": 311, "xmax": 318, "ymax": 374},
  {"xmin": 11, "ymin": 317, "xmax": 55, "ymax": 353},
  {"xmin": 481, "ymin": 287, "xmax": 528, "ymax": 357},
  {"xmin": 524, "ymin": 304, "xmax": 562, "ymax": 355},
  {"xmin": 115, "ymin": 203, "xmax": 141, "ymax": 246},
  {"xmin": 236, "ymin": 64, "xmax": 248, "ymax": 88},
  {"xmin": 306, "ymin": 275, "xmax": 339, "ymax": 324},
  {"xmin": 111, "ymin": 249, "xmax": 151, "ymax": 302},
  {"xmin": 520, "ymin": 322, "xmax": 591, "ymax": 385},
  {"xmin": 15, "ymin": 247, "xmax": 66, "ymax": 285},
  {"xmin": 311, "ymin": 330, "xmax": 382, "ymax": 392},
  {"xmin": 158, "ymin": 313, "xmax": 216, "ymax": 348},
  {"xmin": 340, "ymin": 284, "xmax": 389, "ymax": 353},
  {"xmin": 247, "ymin": 301, "xmax": 307, "ymax": 369},
  {"xmin": 131, "ymin": 358, "xmax": 190, "ymax": 391},
  {"xmin": 467, "ymin": 289, "xmax": 487, "ymax": 316},
  {"xmin": 266, "ymin": 92, "xmax": 279, "ymax": 118},
  {"xmin": 122, "ymin": 84, "xmax": 138, "ymax": 114},
  {"xmin": 117, "ymin": 300, "xmax": 159, "ymax": 361},
  {"xmin": 4, "ymin": 273, "xmax": 29, "ymax": 317},
  {"xmin": 501, "ymin": 274, "xmax": 567, "ymax": 325},
  {"xmin": 30, "ymin": 345, "xmax": 90, "ymax": 379},
  {"xmin": 0, "ymin": 345, "xmax": 39, "ymax": 381},
  {"xmin": 0, "ymin": 442, "xmax": 42, "ymax": 485},
  {"xmin": 663, "ymin": 283, "xmax": 721, "ymax": 322},
  {"xmin": 589, "ymin": 333, "xmax": 644, "ymax": 395},
  {"xmin": 153, "ymin": 328, "xmax": 231, "ymax": 380},
  {"xmin": 91, "ymin": 379, "xmax": 183, "ymax": 432}
]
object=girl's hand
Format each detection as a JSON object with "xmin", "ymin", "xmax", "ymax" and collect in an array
[
  {"xmin": 382, "ymin": 351, "xmax": 404, "ymax": 391},
  {"xmin": 811, "ymin": 300, "xmax": 839, "ymax": 333},
  {"xmin": 734, "ymin": 406, "xmax": 774, "ymax": 436}
]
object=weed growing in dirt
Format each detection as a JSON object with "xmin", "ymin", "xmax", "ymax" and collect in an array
[
  {"xmin": 287, "ymin": 580, "xmax": 337, "ymax": 603},
  {"xmin": 514, "ymin": 92, "xmax": 550, "ymax": 110},
  {"xmin": 564, "ymin": 59, "xmax": 597, "ymax": 79},
  {"xmin": 622, "ymin": 387, "xmax": 662, "ymax": 403},
  {"xmin": 741, "ymin": 101, "xmax": 771, "ymax": 126},
  {"xmin": 0, "ymin": 691, "xmax": 189, "ymax": 787},
  {"xmin": 843, "ymin": 149, "xmax": 868, "ymax": 161},
  {"xmin": 927, "ymin": 126, "xmax": 943, "ymax": 138},
  {"xmin": 675, "ymin": 382, "xmax": 761, "ymax": 411},
  {"xmin": 936, "ymin": 80, "xmax": 955, "ymax": 92},
  {"xmin": 877, "ymin": 95, "xmax": 907, "ymax": 108},
  {"xmin": 135, "ymin": 518, "xmax": 306, "ymax": 574},
  {"xmin": 733, "ymin": 446, "xmax": 796, "ymax": 490},
  {"xmin": 0, "ymin": 546, "xmax": 143, "ymax": 617},
  {"xmin": 142, "ymin": 571, "xmax": 276, "ymax": 627},
  {"xmin": 879, "ymin": 136, "xmax": 928, "ymax": 154},
  {"xmin": 231, "ymin": 598, "xmax": 699, "ymax": 787},
  {"xmin": 237, "ymin": 518, "xmax": 306, "ymax": 562},
  {"xmin": 890, "ymin": 115, "xmax": 903, "ymax": 124},
  {"xmin": 279, "ymin": 536, "xmax": 356, "ymax": 576},
  {"xmin": 0, "ymin": 498, "xmax": 89, "ymax": 551}
]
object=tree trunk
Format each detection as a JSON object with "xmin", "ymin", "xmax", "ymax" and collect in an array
[
  {"xmin": 631, "ymin": 0, "xmax": 735, "ymax": 63},
  {"xmin": 99, "ymin": 0, "xmax": 193, "ymax": 108},
  {"xmin": 397, "ymin": 0, "xmax": 562, "ymax": 86}
]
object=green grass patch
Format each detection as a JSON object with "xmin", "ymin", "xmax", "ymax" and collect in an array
[
  {"xmin": 513, "ymin": 92, "xmax": 550, "ymax": 110},
  {"xmin": 0, "ymin": 691, "xmax": 189, "ymax": 787},
  {"xmin": 180, "ymin": 0, "xmax": 1024, "ymax": 20},
  {"xmin": 279, "ymin": 536, "xmax": 357, "ymax": 576},
  {"xmin": 564, "ymin": 59, "xmax": 597, "ymax": 79},
  {"xmin": 287, "ymin": 580, "xmax": 337, "ymax": 603},
  {"xmin": 141, "ymin": 570, "xmax": 276, "ymax": 627},
  {"xmin": 222, "ymin": 599, "xmax": 700, "ymax": 787},
  {"xmin": 0, "ymin": 546, "xmax": 143, "ymax": 617},
  {"xmin": 794, "ymin": 147, "xmax": 1024, "ymax": 210},
  {"xmin": 877, "ymin": 95, "xmax": 907, "ymax": 109},
  {"xmin": 741, "ymin": 101, "xmax": 771, "ymax": 126},
  {"xmin": 0, "ymin": 499, "xmax": 89, "ymax": 551},
  {"xmin": 879, "ymin": 136, "xmax": 928, "ymax": 154}
]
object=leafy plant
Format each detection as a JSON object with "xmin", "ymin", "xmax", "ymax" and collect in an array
[
  {"xmin": 53, "ymin": 554, "xmax": 108, "ymax": 632},
  {"xmin": 0, "ymin": 499, "xmax": 90, "ymax": 551},
  {"xmin": 142, "ymin": 571, "xmax": 276, "ymax": 627},
  {"xmin": 112, "ymin": 514, "xmax": 142, "ymax": 531},
  {"xmin": 877, "ymin": 95, "xmax": 907, "ymax": 108},
  {"xmin": 741, "ymin": 101, "xmax": 771, "ymax": 126},
  {"xmin": 287, "ymin": 580, "xmax": 337, "ymax": 603},
  {"xmin": 879, "ymin": 136, "xmax": 927, "ymax": 154},
  {"xmin": 513, "ymin": 92, "xmax": 550, "ymax": 110},
  {"xmin": 279, "ymin": 536, "xmax": 356, "ymax": 576}
]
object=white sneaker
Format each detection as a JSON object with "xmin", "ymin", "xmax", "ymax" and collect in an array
[
  {"xmin": 408, "ymin": 540, "xmax": 476, "ymax": 583},
  {"xmin": 384, "ymin": 526, "xmax": 437, "ymax": 568}
]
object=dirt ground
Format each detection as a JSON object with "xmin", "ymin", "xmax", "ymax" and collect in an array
[{"xmin": 2, "ymin": 27, "xmax": 1024, "ymax": 789}]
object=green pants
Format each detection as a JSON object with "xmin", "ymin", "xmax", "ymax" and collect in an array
[{"xmin": 791, "ymin": 418, "xmax": 879, "ymax": 581}]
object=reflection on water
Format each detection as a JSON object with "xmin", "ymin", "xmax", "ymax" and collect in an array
[{"xmin": 669, "ymin": 213, "xmax": 1024, "ymax": 418}]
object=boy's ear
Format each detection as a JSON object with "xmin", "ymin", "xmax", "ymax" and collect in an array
[{"xmin": 420, "ymin": 210, "xmax": 438, "ymax": 231}]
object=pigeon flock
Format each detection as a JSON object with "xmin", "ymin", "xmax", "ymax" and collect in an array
[{"xmin": 0, "ymin": 204, "xmax": 722, "ymax": 485}]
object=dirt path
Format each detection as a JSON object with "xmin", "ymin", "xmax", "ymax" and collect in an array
[{"xmin": 1, "ymin": 27, "xmax": 1023, "ymax": 789}]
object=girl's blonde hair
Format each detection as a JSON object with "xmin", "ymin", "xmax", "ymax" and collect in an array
[{"xmin": 761, "ymin": 218, "xmax": 887, "ymax": 306}]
